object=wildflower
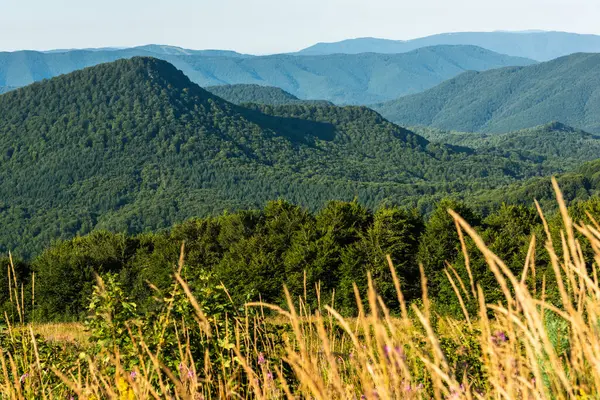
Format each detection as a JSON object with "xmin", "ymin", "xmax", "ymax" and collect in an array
[
  {"xmin": 129, "ymin": 371, "xmax": 137, "ymax": 380},
  {"xmin": 383, "ymin": 345, "xmax": 391, "ymax": 357},
  {"xmin": 491, "ymin": 330, "xmax": 508, "ymax": 345},
  {"xmin": 258, "ymin": 352, "xmax": 266, "ymax": 365},
  {"xmin": 187, "ymin": 369, "xmax": 195, "ymax": 379},
  {"xmin": 19, "ymin": 373, "xmax": 29, "ymax": 383},
  {"xmin": 266, "ymin": 371, "xmax": 273, "ymax": 380}
]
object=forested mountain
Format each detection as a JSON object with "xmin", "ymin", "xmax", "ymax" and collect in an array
[
  {"xmin": 298, "ymin": 31, "xmax": 600, "ymax": 61},
  {"xmin": 205, "ymin": 84, "xmax": 332, "ymax": 105},
  {"xmin": 374, "ymin": 53, "xmax": 600, "ymax": 133},
  {"xmin": 0, "ymin": 45, "xmax": 534, "ymax": 104},
  {"xmin": 0, "ymin": 57, "xmax": 556, "ymax": 257},
  {"xmin": 469, "ymin": 158, "xmax": 600, "ymax": 212},
  {"xmin": 413, "ymin": 122, "xmax": 600, "ymax": 170}
]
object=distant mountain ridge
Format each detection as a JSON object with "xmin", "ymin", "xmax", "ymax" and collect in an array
[
  {"xmin": 373, "ymin": 53, "xmax": 600, "ymax": 133},
  {"xmin": 297, "ymin": 31, "xmax": 600, "ymax": 61},
  {"xmin": 0, "ymin": 45, "xmax": 534, "ymax": 104},
  {"xmin": 40, "ymin": 44, "xmax": 251, "ymax": 57}
]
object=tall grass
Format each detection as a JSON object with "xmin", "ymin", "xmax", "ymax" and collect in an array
[{"xmin": 1, "ymin": 178, "xmax": 600, "ymax": 398}]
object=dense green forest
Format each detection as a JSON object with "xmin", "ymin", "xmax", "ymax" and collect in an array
[
  {"xmin": 4, "ymin": 190, "xmax": 598, "ymax": 322},
  {"xmin": 205, "ymin": 84, "xmax": 332, "ymax": 106},
  {"xmin": 412, "ymin": 122, "xmax": 600, "ymax": 170},
  {"xmin": 374, "ymin": 53, "xmax": 600, "ymax": 133},
  {"xmin": 0, "ymin": 46, "xmax": 534, "ymax": 104},
  {"xmin": 0, "ymin": 57, "xmax": 565, "ymax": 257}
]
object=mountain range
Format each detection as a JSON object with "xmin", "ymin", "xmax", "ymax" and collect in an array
[
  {"xmin": 373, "ymin": 53, "xmax": 600, "ymax": 133},
  {"xmin": 0, "ymin": 57, "xmax": 561, "ymax": 256},
  {"xmin": 0, "ymin": 45, "xmax": 534, "ymax": 104},
  {"xmin": 297, "ymin": 31, "xmax": 600, "ymax": 61}
]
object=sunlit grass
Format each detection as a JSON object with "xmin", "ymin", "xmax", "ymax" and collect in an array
[{"xmin": 29, "ymin": 323, "xmax": 88, "ymax": 344}]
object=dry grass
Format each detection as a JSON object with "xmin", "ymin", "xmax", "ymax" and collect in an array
[{"xmin": 2, "ymin": 177, "xmax": 600, "ymax": 398}]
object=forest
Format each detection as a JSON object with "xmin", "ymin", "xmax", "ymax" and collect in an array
[
  {"xmin": 374, "ymin": 53, "xmax": 600, "ymax": 133},
  {"xmin": 2, "ymin": 54, "xmax": 600, "ymax": 399},
  {"xmin": 0, "ymin": 56, "xmax": 584, "ymax": 258},
  {"xmin": 4, "ymin": 191, "xmax": 598, "ymax": 323}
]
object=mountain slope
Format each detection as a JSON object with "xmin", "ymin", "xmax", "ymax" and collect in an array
[
  {"xmin": 0, "ymin": 57, "xmax": 554, "ymax": 256},
  {"xmin": 413, "ymin": 122, "xmax": 600, "ymax": 170},
  {"xmin": 374, "ymin": 53, "xmax": 600, "ymax": 133},
  {"xmin": 298, "ymin": 31, "xmax": 600, "ymax": 61},
  {"xmin": 0, "ymin": 86, "xmax": 15, "ymax": 94},
  {"xmin": 0, "ymin": 45, "xmax": 535, "ymax": 104},
  {"xmin": 206, "ymin": 84, "xmax": 332, "ymax": 105}
]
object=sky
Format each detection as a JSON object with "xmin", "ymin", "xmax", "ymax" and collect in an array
[{"xmin": 1, "ymin": 0, "xmax": 600, "ymax": 54}]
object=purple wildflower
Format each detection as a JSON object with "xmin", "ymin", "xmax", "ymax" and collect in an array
[
  {"xmin": 187, "ymin": 369, "xmax": 195, "ymax": 379},
  {"xmin": 492, "ymin": 330, "xmax": 508, "ymax": 345},
  {"xmin": 129, "ymin": 371, "xmax": 137, "ymax": 380},
  {"xmin": 258, "ymin": 352, "xmax": 266, "ymax": 365},
  {"xmin": 266, "ymin": 371, "xmax": 273, "ymax": 380},
  {"xmin": 383, "ymin": 345, "xmax": 391, "ymax": 357},
  {"xmin": 19, "ymin": 373, "xmax": 29, "ymax": 383}
]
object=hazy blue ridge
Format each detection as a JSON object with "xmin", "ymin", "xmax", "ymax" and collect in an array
[
  {"xmin": 0, "ymin": 45, "xmax": 534, "ymax": 104},
  {"xmin": 297, "ymin": 31, "xmax": 600, "ymax": 61}
]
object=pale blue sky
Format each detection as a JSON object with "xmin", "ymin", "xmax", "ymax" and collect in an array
[{"xmin": 1, "ymin": 0, "xmax": 599, "ymax": 54}]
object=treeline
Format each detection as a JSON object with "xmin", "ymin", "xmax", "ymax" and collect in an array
[{"xmin": 3, "ymin": 195, "xmax": 599, "ymax": 322}]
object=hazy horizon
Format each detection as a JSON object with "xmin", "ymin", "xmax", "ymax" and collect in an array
[{"xmin": 2, "ymin": 0, "xmax": 600, "ymax": 54}]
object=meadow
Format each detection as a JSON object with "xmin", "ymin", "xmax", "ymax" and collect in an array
[{"xmin": 1, "ymin": 179, "xmax": 599, "ymax": 399}]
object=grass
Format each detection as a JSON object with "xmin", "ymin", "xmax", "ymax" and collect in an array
[
  {"xmin": 30, "ymin": 323, "xmax": 88, "ymax": 344},
  {"xmin": 1, "ymin": 177, "xmax": 600, "ymax": 398}
]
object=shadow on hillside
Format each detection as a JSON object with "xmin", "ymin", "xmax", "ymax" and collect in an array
[{"xmin": 239, "ymin": 106, "xmax": 336, "ymax": 146}]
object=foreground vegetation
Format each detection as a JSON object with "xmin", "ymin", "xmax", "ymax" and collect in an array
[
  {"xmin": 0, "ymin": 180, "xmax": 599, "ymax": 398},
  {"xmin": 8, "ymin": 177, "xmax": 600, "ymax": 322}
]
